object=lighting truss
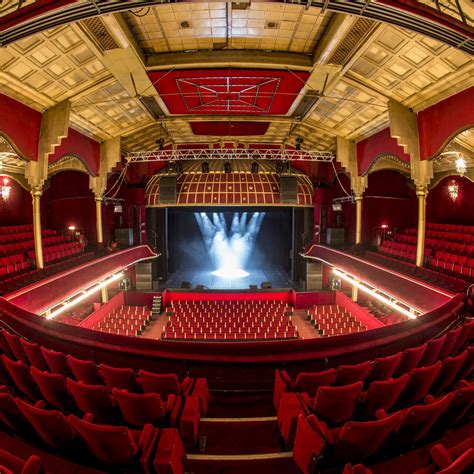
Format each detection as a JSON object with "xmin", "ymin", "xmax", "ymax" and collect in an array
[
  {"xmin": 125, "ymin": 148, "xmax": 335, "ymax": 163},
  {"xmin": 332, "ymin": 268, "xmax": 421, "ymax": 319}
]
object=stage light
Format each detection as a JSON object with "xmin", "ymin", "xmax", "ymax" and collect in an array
[
  {"xmin": 202, "ymin": 161, "xmax": 210, "ymax": 173},
  {"xmin": 261, "ymin": 281, "xmax": 272, "ymax": 289},
  {"xmin": 224, "ymin": 161, "xmax": 232, "ymax": 174},
  {"xmin": 295, "ymin": 136, "xmax": 304, "ymax": 150},
  {"xmin": 251, "ymin": 161, "xmax": 259, "ymax": 173},
  {"xmin": 45, "ymin": 271, "xmax": 124, "ymax": 320},
  {"xmin": 381, "ymin": 224, "xmax": 388, "ymax": 229},
  {"xmin": 180, "ymin": 281, "xmax": 192, "ymax": 289},
  {"xmin": 195, "ymin": 211, "xmax": 265, "ymax": 279},
  {"xmin": 68, "ymin": 226, "xmax": 76, "ymax": 231},
  {"xmin": 332, "ymin": 268, "xmax": 419, "ymax": 319}
]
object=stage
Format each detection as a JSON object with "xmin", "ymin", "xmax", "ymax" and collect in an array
[{"xmin": 159, "ymin": 265, "xmax": 297, "ymax": 290}]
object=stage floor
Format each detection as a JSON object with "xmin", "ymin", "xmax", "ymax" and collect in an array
[{"xmin": 160, "ymin": 266, "xmax": 296, "ymax": 290}]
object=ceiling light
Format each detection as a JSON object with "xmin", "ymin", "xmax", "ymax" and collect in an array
[
  {"xmin": 265, "ymin": 21, "xmax": 279, "ymax": 29},
  {"xmin": 1, "ymin": 177, "xmax": 11, "ymax": 201},
  {"xmin": 180, "ymin": 21, "xmax": 191, "ymax": 29},
  {"xmin": 455, "ymin": 155, "xmax": 467, "ymax": 175},
  {"xmin": 448, "ymin": 180, "xmax": 459, "ymax": 201},
  {"xmin": 332, "ymin": 268, "xmax": 419, "ymax": 319}
]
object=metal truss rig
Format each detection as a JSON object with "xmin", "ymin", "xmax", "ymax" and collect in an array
[{"xmin": 125, "ymin": 149, "xmax": 335, "ymax": 163}]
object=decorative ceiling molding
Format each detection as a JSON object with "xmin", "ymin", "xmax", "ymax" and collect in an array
[
  {"xmin": 363, "ymin": 153, "xmax": 411, "ymax": 176},
  {"xmin": 48, "ymin": 154, "xmax": 95, "ymax": 176}
]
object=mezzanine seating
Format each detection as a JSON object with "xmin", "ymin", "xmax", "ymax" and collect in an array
[
  {"xmin": 162, "ymin": 299, "xmax": 298, "ymax": 341},
  {"xmin": 306, "ymin": 304, "xmax": 368, "ymax": 336},
  {"xmin": 90, "ymin": 305, "xmax": 153, "ymax": 336}
]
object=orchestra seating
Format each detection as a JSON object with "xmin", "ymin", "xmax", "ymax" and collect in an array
[
  {"xmin": 306, "ymin": 305, "xmax": 368, "ymax": 336},
  {"xmin": 161, "ymin": 299, "xmax": 298, "ymax": 340},
  {"xmin": 376, "ymin": 223, "xmax": 474, "ymax": 289},
  {"xmin": 0, "ymin": 327, "xmax": 211, "ymax": 470},
  {"xmin": 90, "ymin": 305, "xmax": 153, "ymax": 336}
]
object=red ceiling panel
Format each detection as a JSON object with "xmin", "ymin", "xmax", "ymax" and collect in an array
[
  {"xmin": 190, "ymin": 121, "xmax": 270, "ymax": 136},
  {"xmin": 148, "ymin": 69, "xmax": 309, "ymax": 115}
]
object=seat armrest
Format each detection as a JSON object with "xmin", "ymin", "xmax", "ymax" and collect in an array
[
  {"xmin": 424, "ymin": 394, "xmax": 436, "ymax": 404},
  {"xmin": 430, "ymin": 444, "xmax": 453, "ymax": 470},
  {"xmin": 190, "ymin": 378, "xmax": 210, "ymax": 415},
  {"xmin": 83, "ymin": 413, "xmax": 94, "ymax": 423},
  {"xmin": 138, "ymin": 423, "xmax": 159, "ymax": 453},
  {"xmin": 181, "ymin": 377, "xmax": 194, "ymax": 397},
  {"xmin": 139, "ymin": 424, "xmax": 160, "ymax": 472},
  {"xmin": 34, "ymin": 400, "xmax": 46, "ymax": 409},
  {"xmin": 375, "ymin": 409, "xmax": 389, "ymax": 420},
  {"xmin": 168, "ymin": 395, "xmax": 183, "ymax": 428}
]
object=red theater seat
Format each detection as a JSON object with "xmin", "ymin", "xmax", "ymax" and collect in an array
[
  {"xmin": 41, "ymin": 346, "xmax": 71, "ymax": 378},
  {"xmin": 397, "ymin": 361, "xmax": 442, "ymax": 406},
  {"xmin": 452, "ymin": 319, "xmax": 474, "ymax": 353},
  {"xmin": 1, "ymin": 356, "xmax": 38, "ymax": 401},
  {"xmin": 99, "ymin": 363, "xmax": 138, "ymax": 392},
  {"xmin": 20, "ymin": 339, "xmax": 48, "ymax": 371},
  {"xmin": 30, "ymin": 366, "xmax": 75, "ymax": 412},
  {"xmin": 294, "ymin": 369, "xmax": 336, "ymax": 397},
  {"xmin": 292, "ymin": 414, "xmax": 326, "ymax": 474},
  {"xmin": 179, "ymin": 395, "xmax": 201, "ymax": 446},
  {"xmin": 67, "ymin": 355, "xmax": 102, "ymax": 384},
  {"xmin": 0, "ymin": 392, "xmax": 33, "ymax": 434},
  {"xmin": 396, "ymin": 343, "xmax": 427, "ymax": 377},
  {"xmin": 153, "ymin": 428, "xmax": 187, "ymax": 474},
  {"xmin": 66, "ymin": 378, "xmax": 119, "ymax": 423},
  {"xmin": 358, "ymin": 374, "xmax": 409, "ymax": 417},
  {"xmin": 438, "ymin": 326, "xmax": 463, "ymax": 359},
  {"xmin": 0, "ymin": 450, "xmax": 42, "ymax": 474},
  {"xmin": 335, "ymin": 361, "xmax": 372, "ymax": 386},
  {"xmin": 138, "ymin": 371, "xmax": 193, "ymax": 399},
  {"xmin": 432, "ymin": 351, "xmax": 468, "ymax": 394},
  {"xmin": 16, "ymin": 397, "xmax": 77, "ymax": 450},
  {"xmin": 368, "ymin": 352, "xmax": 402, "ymax": 382},
  {"xmin": 3, "ymin": 332, "xmax": 28, "ymax": 363},
  {"xmin": 68, "ymin": 414, "xmax": 159, "ymax": 467},
  {"xmin": 113, "ymin": 388, "xmax": 181, "ymax": 428},
  {"xmin": 420, "ymin": 335, "xmax": 447, "ymax": 367}
]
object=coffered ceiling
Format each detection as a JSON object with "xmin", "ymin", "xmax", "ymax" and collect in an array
[{"xmin": 0, "ymin": 1, "xmax": 472, "ymax": 169}]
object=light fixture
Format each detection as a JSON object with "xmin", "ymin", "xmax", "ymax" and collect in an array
[
  {"xmin": 381, "ymin": 224, "xmax": 388, "ymax": 229},
  {"xmin": 251, "ymin": 161, "xmax": 259, "ymax": 174},
  {"xmin": 448, "ymin": 180, "xmax": 459, "ymax": 202},
  {"xmin": 224, "ymin": 161, "xmax": 232, "ymax": 174},
  {"xmin": 68, "ymin": 226, "xmax": 76, "ymax": 231},
  {"xmin": 332, "ymin": 268, "xmax": 419, "ymax": 319},
  {"xmin": 202, "ymin": 161, "xmax": 210, "ymax": 174},
  {"xmin": 45, "ymin": 271, "xmax": 124, "ymax": 320},
  {"xmin": 1, "ymin": 177, "xmax": 11, "ymax": 201},
  {"xmin": 455, "ymin": 155, "xmax": 467, "ymax": 175}
]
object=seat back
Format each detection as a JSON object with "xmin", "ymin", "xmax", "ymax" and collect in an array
[
  {"xmin": 113, "ymin": 389, "xmax": 165, "ymax": 426},
  {"xmin": 99, "ymin": 363, "xmax": 137, "ymax": 392},
  {"xmin": 20, "ymin": 339, "xmax": 48, "ymax": 371},
  {"xmin": 0, "ymin": 329, "xmax": 13, "ymax": 357},
  {"xmin": 335, "ymin": 361, "xmax": 372, "ymax": 386},
  {"xmin": 0, "ymin": 450, "xmax": 42, "ymax": 474},
  {"xmin": 1, "ymin": 355, "xmax": 37, "ymax": 401},
  {"xmin": 40, "ymin": 347, "xmax": 71, "ymax": 378},
  {"xmin": 420, "ymin": 335, "xmax": 446, "ymax": 367},
  {"xmin": 68, "ymin": 414, "xmax": 138, "ymax": 465},
  {"xmin": 399, "ymin": 361, "xmax": 442, "ymax": 406},
  {"xmin": 30, "ymin": 366, "xmax": 74, "ymax": 412},
  {"xmin": 292, "ymin": 414, "xmax": 326, "ymax": 474},
  {"xmin": 67, "ymin": 355, "xmax": 101, "ymax": 384},
  {"xmin": 334, "ymin": 411, "xmax": 404, "ymax": 462},
  {"xmin": 313, "ymin": 382, "xmax": 363, "ymax": 424},
  {"xmin": 396, "ymin": 343, "xmax": 427, "ymax": 376},
  {"xmin": 438, "ymin": 327, "xmax": 462, "ymax": 359},
  {"xmin": 397, "ymin": 393, "xmax": 454, "ymax": 444},
  {"xmin": 369, "ymin": 352, "xmax": 402, "ymax": 382},
  {"xmin": 361, "ymin": 374, "xmax": 409, "ymax": 417},
  {"xmin": 432, "ymin": 351, "xmax": 468, "ymax": 394},
  {"xmin": 437, "ymin": 382, "xmax": 474, "ymax": 427},
  {"xmin": 153, "ymin": 428, "xmax": 187, "ymax": 474},
  {"xmin": 3, "ymin": 333, "xmax": 27, "ymax": 363},
  {"xmin": 295, "ymin": 369, "xmax": 336, "ymax": 397},
  {"xmin": 139, "ymin": 371, "xmax": 179, "ymax": 398},
  {"xmin": 66, "ymin": 378, "xmax": 117, "ymax": 422},
  {"xmin": 0, "ymin": 392, "xmax": 31, "ymax": 433},
  {"xmin": 16, "ymin": 398, "xmax": 76, "ymax": 449},
  {"xmin": 452, "ymin": 319, "xmax": 474, "ymax": 353},
  {"xmin": 273, "ymin": 370, "xmax": 291, "ymax": 410}
]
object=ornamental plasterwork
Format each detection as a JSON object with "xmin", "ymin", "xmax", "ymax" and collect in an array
[
  {"xmin": 48, "ymin": 154, "xmax": 95, "ymax": 176},
  {"xmin": 363, "ymin": 154, "xmax": 411, "ymax": 177}
]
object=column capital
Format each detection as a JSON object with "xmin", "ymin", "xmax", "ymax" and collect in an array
[
  {"xmin": 415, "ymin": 185, "xmax": 429, "ymax": 198},
  {"xmin": 94, "ymin": 192, "xmax": 104, "ymax": 202},
  {"xmin": 30, "ymin": 186, "xmax": 43, "ymax": 198}
]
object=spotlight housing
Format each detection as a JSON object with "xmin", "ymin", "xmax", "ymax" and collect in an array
[
  {"xmin": 224, "ymin": 161, "xmax": 232, "ymax": 174},
  {"xmin": 251, "ymin": 161, "xmax": 259, "ymax": 174},
  {"xmin": 202, "ymin": 161, "xmax": 210, "ymax": 173},
  {"xmin": 295, "ymin": 136, "xmax": 304, "ymax": 150}
]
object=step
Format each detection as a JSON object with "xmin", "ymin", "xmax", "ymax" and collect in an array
[{"xmin": 186, "ymin": 452, "xmax": 295, "ymax": 474}]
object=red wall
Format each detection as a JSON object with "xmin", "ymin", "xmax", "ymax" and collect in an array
[
  {"xmin": 49, "ymin": 128, "xmax": 100, "ymax": 174},
  {"xmin": 0, "ymin": 94, "xmax": 41, "ymax": 160},
  {"xmin": 427, "ymin": 175, "xmax": 474, "ymax": 225},
  {"xmin": 418, "ymin": 87, "xmax": 474, "ymax": 160},
  {"xmin": 363, "ymin": 170, "xmax": 417, "ymax": 242},
  {"xmin": 46, "ymin": 171, "xmax": 96, "ymax": 243},
  {"xmin": 357, "ymin": 128, "xmax": 410, "ymax": 175},
  {"xmin": 0, "ymin": 177, "xmax": 32, "ymax": 225}
]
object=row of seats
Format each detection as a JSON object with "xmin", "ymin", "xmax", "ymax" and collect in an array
[
  {"xmin": 0, "ymin": 224, "xmax": 33, "ymax": 236},
  {"xmin": 0, "ymin": 235, "xmax": 68, "ymax": 257},
  {"xmin": 397, "ymin": 233, "xmax": 474, "ymax": 256},
  {"xmin": 366, "ymin": 252, "xmax": 469, "ymax": 293},
  {"xmin": 27, "ymin": 241, "xmax": 83, "ymax": 264},
  {"xmin": 162, "ymin": 328, "xmax": 299, "ymax": 340},
  {"xmin": 274, "ymin": 319, "xmax": 474, "ymax": 409},
  {"xmin": 90, "ymin": 305, "xmax": 152, "ymax": 336},
  {"xmin": 307, "ymin": 305, "xmax": 368, "ymax": 337},
  {"xmin": 0, "ymin": 229, "xmax": 56, "ymax": 247},
  {"xmin": 291, "ymin": 381, "xmax": 473, "ymax": 470},
  {"xmin": 378, "ymin": 240, "xmax": 431, "ymax": 262}
]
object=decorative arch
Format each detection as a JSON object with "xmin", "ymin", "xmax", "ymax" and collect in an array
[
  {"xmin": 428, "ymin": 125, "xmax": 474, "ymax": 162},
  {"xmin": 0, "ymin": 133, "xmax": 29, "ymax": 177},
  {"xmin": 362, "ymin": 154, "xmax": 411, "ymax": 177},
  {"xmin": 0, "ymin": 172, "xmax": 30, "ymax": 192},
  {"xmin": 48, "ymin": 154, "xmax": 96, "ymax": 177},
  {"xmin": 430, "ymin": 169, "xmax": 474, "ymax": 190}
]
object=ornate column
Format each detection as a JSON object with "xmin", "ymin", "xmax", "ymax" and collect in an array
[
  {"xmin": 101, "ymin": 286, "xmax": 109, "ymax": 304},
  {"xmin": 354, "ymin": 193, "xmax": 363, "ymax": 245},
  {"xmin": 31, "ymin": 186, "xmax": 44, "ymax": 269},
  {"xmin": 415, "ymin": 185, "xmax": 428, "ymax": 267},
  {"xmin": 94, "ymin": 193, "xmax": 104, "ymax": 245}
]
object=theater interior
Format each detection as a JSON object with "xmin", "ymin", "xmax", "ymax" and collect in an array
[{"xmin": 0, "ymin": 1, "xmax": 473, "ymax": 473}]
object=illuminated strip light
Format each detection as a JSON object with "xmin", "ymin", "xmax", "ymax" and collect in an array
[
  {"xmin": 45, "ymin": 271, "xmax": 124, "ymax": 320},
  {"xmin": 332, "ymin": 268, "xmax": 420, "ymax": 319}
]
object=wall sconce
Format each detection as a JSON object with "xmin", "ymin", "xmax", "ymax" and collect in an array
[
  {"xmin": 1, "ymin": 178, "xmax": 11, "ymax": 201},
  {"xmin": 448, "ymin": 180, "xmax": 459, "ymax": 202}
]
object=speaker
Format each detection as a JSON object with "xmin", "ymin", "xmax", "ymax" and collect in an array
[
  {"xmin": 159, "ymin": 176, "xmax": 177, "ymax": 204},
  {"xmin": 261, "ymin": 281, "xmax": 272, "ymax": 289},
  {"xmin": 195, "ymin": 284, "xmax": 205, "ymax": 290},
  {"xmin": 280, "ymin": 176, "xmax": 298, "ymax": 203},
  {"xmin": 249, "ymin": 284, "xmax": 258, "ymax": 290},
  {"xmin": 180, "ymin": 281, "xmax": 192, "ymax": 289}
]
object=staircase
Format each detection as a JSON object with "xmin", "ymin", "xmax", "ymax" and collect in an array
[{"xmin": 151, "ymin": 295, "xmax": 162, "ymax": 319}]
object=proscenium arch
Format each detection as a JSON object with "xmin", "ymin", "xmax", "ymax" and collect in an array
[
  {"xmin": 0, "ymin": 132, "xmax": 30, "ymax": 163},
  {"xmin": 428, "ymin": 125, "xmax": 474, "ymax": 162}
]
